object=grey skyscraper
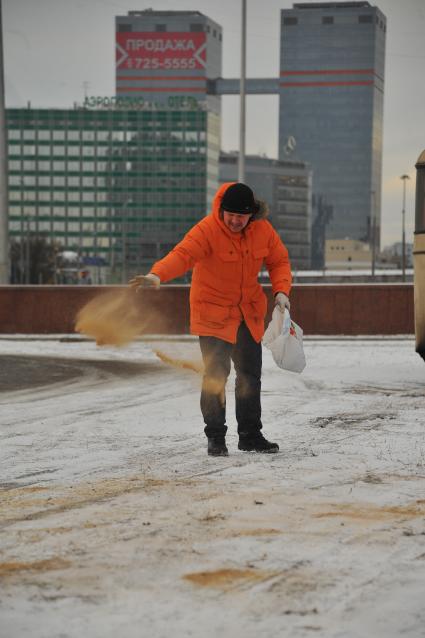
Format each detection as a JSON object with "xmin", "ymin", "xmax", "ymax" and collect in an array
[{"xmin": 279, "ymin": 2, "xmax": 386, "ymax": 267}]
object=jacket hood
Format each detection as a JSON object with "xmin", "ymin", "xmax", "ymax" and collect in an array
[{"xmin": 211, "ymin": 182, "xmax": 269, "ymax": 224}]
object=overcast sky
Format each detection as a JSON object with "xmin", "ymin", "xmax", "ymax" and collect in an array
[{"xmin": 3, "ymin": 0, "xmax": 424, "ymax": 247}]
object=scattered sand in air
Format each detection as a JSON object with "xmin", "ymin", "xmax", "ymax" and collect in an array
[
  {"xmin": 75, "ymin": 289, "xmax": 204, "ymax": 372},
  {"xmin": 154, "ymin": 350, "xmax": 203, "ymax": 374},
  {"xmin": 75, "ymin": 289, "xmax": 145, "ymax": 346}
]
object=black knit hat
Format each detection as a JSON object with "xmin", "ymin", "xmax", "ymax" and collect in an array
[{"xmin": 221, "ymin": 183, "xmax": 258, "ymax": 215}]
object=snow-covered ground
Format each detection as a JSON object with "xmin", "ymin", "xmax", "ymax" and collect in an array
[{"xmin": 1, "ymin": 336, "xmax": 425, "ymax": 638}]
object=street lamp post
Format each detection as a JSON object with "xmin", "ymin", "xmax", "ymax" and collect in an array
[
  {"xmin": 400, "ymin": 174, "xmax": 410, "ymax": 282},
  {"xmin": 121, "ymin": 198, "xmax": 131, "ymax": 285},
  {"xmin": 25, "ymin": 215, "xmax": 30, "ymax": 284},
  {"xmin": 121, "ymin": 213, "xmax": 127, "ymax": 284},
  {"xmin": 0, "ymin": 0, "xmax": 9, "ymax": 284},
  {"xmin": 370, "ymin": 189, "xmax": 376, "ymax": 278},
  {"xmin": 238, "ymin": 0, "xmax": 246, "ymax": 183}
]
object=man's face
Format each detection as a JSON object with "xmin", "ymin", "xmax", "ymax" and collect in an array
[{"xmin": 222, "ymin": 210, "xmax": 252, "ymax": 233}]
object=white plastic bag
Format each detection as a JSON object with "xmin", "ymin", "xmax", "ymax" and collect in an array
[{"xmin": 262, "ymin": 307, "xmax": 306, "ymax": 373}]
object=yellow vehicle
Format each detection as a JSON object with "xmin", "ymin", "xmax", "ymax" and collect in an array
[{"xmin": 414, "ymin": 150, "xmax": 425, "ymax": 360}]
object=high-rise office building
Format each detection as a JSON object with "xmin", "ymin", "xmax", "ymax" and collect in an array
[
  {"xmin": 279, "ymin": 2, "xmax": 386, "ymax": 266},
  {"xmin": 219, "ymin": 152, "xmax": 312, "ymax": 270},
  {"xmin": 116, "ymin": 10, "xmax": 222, "ymax": 209}
]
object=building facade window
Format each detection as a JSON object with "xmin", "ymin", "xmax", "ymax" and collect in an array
[{"xmin": 7, "ymin": 106, "xmax": 210, "ymax": 278}]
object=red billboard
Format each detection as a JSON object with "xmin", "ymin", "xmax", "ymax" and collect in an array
[{"xmin": 116, "ymin": 32, "xmax": 207, "ymax": 71}]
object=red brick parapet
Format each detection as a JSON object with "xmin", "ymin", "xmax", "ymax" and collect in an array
[{"xmin": 0, "ymin": 284, "xmax": 414, "ymax": 335}]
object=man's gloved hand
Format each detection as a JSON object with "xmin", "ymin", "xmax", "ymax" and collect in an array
[
  {"xmin": 274, "ymin": 292, "xmax": 290, "ymax": 313},
  {"xmin": 128, "ymin": 273, "xmax": 161, "ymax": 290}
]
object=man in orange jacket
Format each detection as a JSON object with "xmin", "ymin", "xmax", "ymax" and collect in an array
[{"xmin": 130, "ymin": 182, "xmax": 292, "ymax": 456}]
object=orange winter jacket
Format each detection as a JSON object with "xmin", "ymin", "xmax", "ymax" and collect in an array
[{"xmin": 151, "ymin": 182, "xmax": 292, "ymax": 344}]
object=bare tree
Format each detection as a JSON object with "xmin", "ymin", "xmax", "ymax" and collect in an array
[{"xmin": 10, "ymin": 235, "xmax": 61, "ymax": 284}]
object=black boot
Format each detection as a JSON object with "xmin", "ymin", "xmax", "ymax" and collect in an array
[
  {"xmin": 207, "ymin": 436, "xmax": 229, "ymax": 457},
  {"xmin": 238, "ymin": 432, "xmax": 279, "ymax": 453}
]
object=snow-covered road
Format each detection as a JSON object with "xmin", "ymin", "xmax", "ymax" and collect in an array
[{"xmin": 1, "ymin": 337, "xmax": 425, "ymax": 638}]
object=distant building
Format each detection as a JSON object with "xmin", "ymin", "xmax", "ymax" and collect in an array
[
  {"xmin": 219, "ymin": 152, "xmax": 312, "ymax": 270},
  {"xmin": 115, "ymin": 9, "xmax": 221, "ymax": 104},
  {"xmin": 7, "ymin": 105, "xmax": 212, "ymax": 280},
  {"xmin": 381, "ymin": 241, "xmax": 413, "ymax": 268},
  {"xmin": 325, "ymin": 238, "xmax": 371, "ymax": 270},
  {"xmin": 279, "ymin": 2, "xmax": 386, "ymax": 266}
]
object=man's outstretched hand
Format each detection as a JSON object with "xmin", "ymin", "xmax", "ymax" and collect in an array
[{"xmin": 128, "ymin": 273, "xmax": 161, "ymax": 290}]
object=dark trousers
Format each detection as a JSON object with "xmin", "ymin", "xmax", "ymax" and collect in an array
[{"xmin": 199, "ymin": 322, "xmax": 262, "ymax": 438}]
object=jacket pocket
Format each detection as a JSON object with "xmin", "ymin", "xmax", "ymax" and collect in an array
[
  {"xmin": 218, "ymin": 251, "xmax": 239, "ymax": 263},
  {"xmin": 253, "ymin": 248, "xmax": 268, "ymax": 260},
  {"xmin": 252, "ymin": 247, "xmax": 269, "ymax": 275},
  {"xmin": 200, "ymin": 302, "xmax": 230, "ymax": 327},
  {"xmin": 244, "ymin": 292, "xmax": 268, "ymax": 319}
]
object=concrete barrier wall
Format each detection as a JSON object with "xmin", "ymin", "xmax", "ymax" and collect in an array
[{"xmin": 0, "ymin": 284, "xmax": 414, "ymax": 335}]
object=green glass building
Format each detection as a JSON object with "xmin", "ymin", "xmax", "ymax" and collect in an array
[{"xmin": 7, "ymin": 104, "xmax": 218, "ymax": 282}]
